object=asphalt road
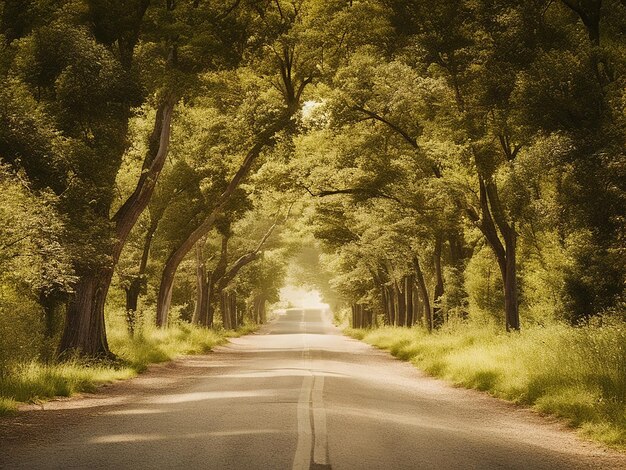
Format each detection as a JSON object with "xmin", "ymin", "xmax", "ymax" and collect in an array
[{"xmin": 1, "ymin": 308, "xmax": 625, "ymax": 469}]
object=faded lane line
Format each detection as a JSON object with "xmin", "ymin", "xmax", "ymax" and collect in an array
[
  {"xmin": 312, "ymin": 375, "xmax": 328, "ymax": 466},
  {"xmin": 293, "ymin": 310, "xmax": 330, "ymax": 470},
  {"xmin": 293, "ymin": 310, "xmax": 313, "ymax": 470},
  {"xmin": 293, "ymin": 374, "xmax": 314, "ymax": 470}
]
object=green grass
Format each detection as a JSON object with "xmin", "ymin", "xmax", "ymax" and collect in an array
[
  {"xmin": 0, "ymin": 321, "xmax": 257, "ymax": 415},
  {"xmin": 345, "ymin": 322, "xmax": 626, "ymax": 449}
]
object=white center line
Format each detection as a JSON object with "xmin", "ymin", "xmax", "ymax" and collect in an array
[
  {"xmin": 293, "ymin": 374, "xmax": 314, "ymax": 470},
  {"xmin": 293, "ymin": 311, "xmax": 313, "ymax": 470},
  {"xmin": 312, "ymin": 375, "xmax": 328, "ymax": 465},
  {"xmin": 293, "ymin": 311, "xmax": 329, "ymax": 470}
]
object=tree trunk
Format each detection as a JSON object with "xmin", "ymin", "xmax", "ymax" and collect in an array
[
  {"xmin": 59, "ymin": 100, "xmax": 174, "ymax": 356},
  {"xmin": 124, "ymin": 279, "xmax": 141, "ymax": 336},
  {"xmin": 483, "ymin": 179, "xmax": 520, "ymax": 331},
  {"xmin": 259, "ymin": 296, "xmax": 266, "ymax": 323},
  {"xmin": 252, "ymin": 295, "xmax": 265, "ymax": 324},
  {"xmin": 192, "ymin": 242, "xmax": 205, "ymax": 325},
  {"xmin": 504, "ymin": 228, "xmax": 519, "ymax": 331},
  {"xmin": 413, "ymin": 257, "xmax": 432, "ymax": 332},
  {"xmin": 221, "ymin": 291, "xmax": 230, "ymax": 330},
  {"xmin": 230, "ymin": 292, "xmax": 238, "ymax": 329},
  {"xmin": 386, "ymin": 285, "xmax": 396, "ymax": 326},
  {"xmin": 395, "ymin": 281, "xmax": 406, "ymax": 327},
  {"xmin": 412, "ymin": 285, "xmax": 420, "ymax": 326},
  {"xmin": 59, "ymin": 273, "xmax": 112, "ymax": 357},
  {"xmin": 405, "ymin": 275, "xmax": 414, "ymax": 326},
  {"xmin": 433, "ymin": 235, "xmax": 445, "ymax": 328},
  {"xmin": 381, "ymin": 286, "xmax": 391, "ymax": 325}
]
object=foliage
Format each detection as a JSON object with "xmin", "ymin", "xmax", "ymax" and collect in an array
[
  {"xmin": 347, "ymin": 321, "xmax": 626, "ymax": 448},
  {"xmin": 0, "ymin": 310, "xmax": 254, "ymax": 415}
]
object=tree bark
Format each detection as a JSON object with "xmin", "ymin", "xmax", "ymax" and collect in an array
[
  {"xmin": 59, "ymin": 99, "xmax": 174, "ymax": 357},
  {"xmin": 433, "ymin": 235, "xmax": 445, "ymax": 328},
  {"xmin": 192, "ymin": 241, "xmax": 209, "ymax": 326},
  {"xmin": 259, "ymin": 296, "xmax": 266, "ymax": 323},
  {"xmin": 412, "ymin": 285, "xmax": 420, "ymax": 326},
  {"xmin": 483, "ymin": 179, "xmax": 520, "ymax": 331},
  {"xmin": 230, "ymin": 292, "xmax": 238, "ymax": 329},
  {"xmin": 395, "ymin": 280, "xmax": 406, "ymax": 327},
  {"xmin": 413, "ymin": 257, "xmax": 432, "ymax": 332},
  {"xmin": 221, "ymin": 291, "xmax": 229, "ymax": 330},
  {"xmin": 386, "ymin": 285, "xmax": 396, "ymax": 326},
  {"xmin": 405, "ymin": 274, "xmax": 414, "ymax": 326},
  {"xmin": 504, "ymin": 227, "xmax": 519, "ymax": 331}
]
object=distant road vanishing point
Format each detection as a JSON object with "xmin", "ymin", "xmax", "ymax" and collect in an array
[{"xmin": 1, "ymin": 308, "xmax": 625, "ymax": 469}]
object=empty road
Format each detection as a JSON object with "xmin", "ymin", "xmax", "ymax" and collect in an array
[{"xmin": 1, "ymin": 308, "xmax": 625, "ymax": 469}]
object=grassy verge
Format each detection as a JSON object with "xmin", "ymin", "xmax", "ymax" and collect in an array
[
  {"xmin": 0, "ymin": 322, "xmax": 257, "ymax": 416},
  {"xmin": 345, "ymin": 322, "xmax": 626, "ymax": 449}
]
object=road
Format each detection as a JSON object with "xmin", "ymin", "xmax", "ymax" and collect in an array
[{"xmin": 1, "ymin": 308, "xmax": 625, "ymax": 469}]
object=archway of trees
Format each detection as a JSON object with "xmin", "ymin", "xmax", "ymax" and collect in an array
[{"xmin": 1, "ymin": 0, "xmax": 625, "ymax": 363}]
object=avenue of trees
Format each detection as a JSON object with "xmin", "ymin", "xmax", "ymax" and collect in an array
[{"xmin": 0, "ymin": 0, "xmax": 624, "ymax": 367}]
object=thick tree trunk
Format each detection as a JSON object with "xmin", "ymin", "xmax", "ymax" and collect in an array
[
  {"xmin": 59, "ymin": 100, "xmax": 174, "ymax": 356},
  {"xmin": 60, "ymin": 272, "xmax": 112, "ymax": 357}
]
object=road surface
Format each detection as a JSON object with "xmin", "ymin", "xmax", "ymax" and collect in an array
[{"xmin": 1, "ymin": 308, "xmax": 625, "ymax": 469}]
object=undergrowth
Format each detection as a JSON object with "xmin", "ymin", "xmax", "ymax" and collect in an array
[
  {"xmin": 0, "ymin": 321, "xmax": 257, "ymax": 415},
  {"xmin": 345, "ymin": 322, "xmax": 626, "ymax": 449}
]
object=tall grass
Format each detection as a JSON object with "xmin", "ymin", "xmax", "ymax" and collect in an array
[
  {"xmin": 0, "ymin": 321, "xmax": 257, "ymax": 415},
  {"xmin": 346, "ymin": 322, "xmax": 626, "ymax": 448}
]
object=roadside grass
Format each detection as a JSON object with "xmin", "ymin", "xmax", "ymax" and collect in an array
[
  {"xmin": 0, "ymin": 321, "xmax": 258, "ymax": 416},
  {"xmin": 345, "ymin": 322, "xmax": 626, "ymax": 449}
]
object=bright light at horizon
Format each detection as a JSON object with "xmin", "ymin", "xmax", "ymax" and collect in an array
[{"xmin": 279, "ymin": 285, "xmax": 329, "ymax": 310}]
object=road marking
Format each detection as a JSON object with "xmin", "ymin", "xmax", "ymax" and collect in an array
[
  {"xmin": 293, "ymin": 310, "xmax": 330, "ymax": 470},
  {"xmin": 293, "ymin": 313, "xmax": 313, "ymax": 470},
  {"xmin": 312, "ymin": 375, "xmax": 328, "ymax": 465},
  {"xmin": 293, "ymin": 374, "xmax": 314, "ymax": 470}
]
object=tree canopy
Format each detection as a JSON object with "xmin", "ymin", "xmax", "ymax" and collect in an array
[{"xmin": 0, "ymin": 0, "xmax": 624, "ymax": 361}]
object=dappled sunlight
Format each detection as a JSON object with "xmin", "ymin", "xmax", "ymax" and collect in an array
[
  {"xmin": 105, "ymin": 408, "xmax": 166, "ymax": 416},
  {"xmin": 91, "ymin": 429, "xmax": 285, "ymax": 444},
  {"xmin": 149, "ymin": 390, "xmax": 285, "ymax": 404},
  {"xmin": 28, "ymin": 395, "xmax": 131, "ymax": 412},
  {"xmin": 212, "ymin": 369, "xmax": 347, "ymax": 379}
]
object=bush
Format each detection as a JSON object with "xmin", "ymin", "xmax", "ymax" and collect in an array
[{"xmin": 0, "ymin": 287, "xmax": 45, "ymax": 377}]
